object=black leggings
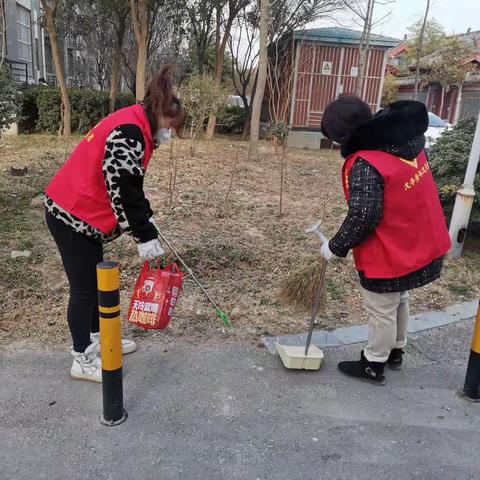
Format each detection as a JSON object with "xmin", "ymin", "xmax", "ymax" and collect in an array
[{"xmin": 46, "ymin": 211, "xmax": 103, "ymax": 352}]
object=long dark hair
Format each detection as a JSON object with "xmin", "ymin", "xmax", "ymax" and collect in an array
[{"xmin": 143, "ymin": 66, "xmax": 185, "ymax": 136}]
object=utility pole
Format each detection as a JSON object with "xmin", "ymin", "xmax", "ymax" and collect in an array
[{"xmin": 449, "ymin": 111, "xmax": 480, "ymax": 259}]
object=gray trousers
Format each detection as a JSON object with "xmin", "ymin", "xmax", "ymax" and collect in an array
[{"xmin": 362, "ymin": 288, "xmax": 410, "ymax": 363}]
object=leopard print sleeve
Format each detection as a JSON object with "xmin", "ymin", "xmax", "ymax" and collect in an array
[{"xmin": 103, "ymin": 124, "xmax": 158, "ymax": 243}]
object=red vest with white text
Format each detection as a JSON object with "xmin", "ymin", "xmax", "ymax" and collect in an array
[
  {"xmin": 45, "ymin": 104, "xmax": 154, "ymax": 234},
  {"xmin": 342, "ymin": 150, "xmax": 451, "ymax": 279}
]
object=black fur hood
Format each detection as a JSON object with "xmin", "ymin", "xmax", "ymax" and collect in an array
[{"xmin": 340, "ymin": 101, "xmax": 429, "ymax": 159}]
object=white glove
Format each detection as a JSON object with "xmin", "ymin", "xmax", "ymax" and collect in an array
[
  {"xmin": 138, "ymin": 238, "xmax": 165, "ymax": 260},
  {"xmin": 321, "ymin": 241, "xmax": 336, "ymax": 261}
]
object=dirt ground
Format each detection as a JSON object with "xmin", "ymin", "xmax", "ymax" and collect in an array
[{"xmin": 1, "ymin": 134, "xmax": 479, "ymax": 347}]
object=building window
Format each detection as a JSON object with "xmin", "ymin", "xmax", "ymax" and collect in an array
[
  {"xmin": 16, "ymin": 3, "xmax": 32, "ymax": 62},
  {"xmin": 44, "ymin": 38, "xmax": 53, "ymax": 73},
  {"xmin": 68, "ymin": 35, "xmax": 78, "ymax": 49}
]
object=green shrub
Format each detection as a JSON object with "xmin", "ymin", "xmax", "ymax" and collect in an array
[
  {"xmin": 0, "ymin": 67, "xmax": 22, "ymax": 137},
  {"xmin": 178, "ymin": 74, "xmax": 229, "ymax": 155},
  {"xmin": 266, "ymin": 120, "xmax": 290, "ymax": 146},
  {"xmin": 429, "ymin": 117, "xmax": 479, "ymax": 223},
  {"xmin": 216, "ymin": 105, "xmax": 247, "ymax": 134},
  {"xmin": 115, "ymin": 92, "xmax": 136, "ymax": 110},
  {"xmin": 18, "ymin": 85, "xmax": 42, "ymax": 133},
  {"xmin": 36, "ymin": 87, "xmax": 62, "ymax": 134},
  {"xmin": 72, "ymin": 89, "xmax": 109, "ymax": 134},
  {"xmin": 19, "ymin": 87, "xmax": 136, "ymax": 134}
]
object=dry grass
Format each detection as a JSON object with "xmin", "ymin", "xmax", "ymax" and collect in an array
[{"xmin": 1, "ymin": 134, "xmax": 479, "ymax": 348}]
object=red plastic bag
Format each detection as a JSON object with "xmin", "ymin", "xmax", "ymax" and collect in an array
[{"xmin": 127, "ymin": 261, "xmax": 183, "ymax": 330}]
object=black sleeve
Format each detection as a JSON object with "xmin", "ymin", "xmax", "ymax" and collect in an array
[
  {"xmin": 144, "ymin": 197, "xmax": 154, "ymax": 219},
  {"xmin": 329, "ymin": 158, "xmax": 384, "ymax": 257},
  {"xmin": 103, "ymin": 124, "xmax": 158, "ymax": 243}
]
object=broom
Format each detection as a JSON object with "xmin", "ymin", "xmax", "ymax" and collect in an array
[
  {"xmin": 278, "ymin": 255, "xmax": 327, "ymax": 313},
  {"xmin": 278, "ymin": 222, "xmax": 328, "ymax": 313}
]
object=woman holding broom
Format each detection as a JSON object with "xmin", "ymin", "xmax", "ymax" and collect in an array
[
  {"xmin": 44, "ymin": 66, "xmax": 185, "ymax": 383},
  {"xmin": 319, "ymin": 96, "xmax": 450, "ymax": 385}
]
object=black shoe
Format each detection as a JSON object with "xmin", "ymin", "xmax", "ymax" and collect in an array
[
  {"xmin": 387, "ymin": 348, "xmax": 404, "ymax": 370},
  {"xmin": 338, "ymin": 351, "xmax": 386, "ymax": 386}
]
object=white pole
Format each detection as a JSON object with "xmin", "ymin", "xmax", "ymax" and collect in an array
[{"xmin": 449, "ymin": 110, "xmax": 480, "ymax": 259}]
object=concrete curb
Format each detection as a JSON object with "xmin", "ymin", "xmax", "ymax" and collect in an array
[{"xmin": 262, "ymin": 300, "xmax": 478, "ymax": 354}]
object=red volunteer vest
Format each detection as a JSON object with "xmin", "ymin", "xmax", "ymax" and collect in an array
[
  {"xmin": 342, "ymin": 150, "xmax": 451, "ymax": 279},
  {"xmin": 45, "ymin": 104, "xmax": 154, "ymax": 234}
]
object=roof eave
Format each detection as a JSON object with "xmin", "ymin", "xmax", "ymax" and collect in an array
[{"xmin": 293, "ymin": 30, "xmax": 399, "ymax": 49}]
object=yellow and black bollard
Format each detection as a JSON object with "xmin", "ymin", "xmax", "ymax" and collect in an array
[
  {"xmin": 97, "ymin": 261, "xmax": 128, "ymax": 425},
  {"xmin": 461, "ymin": 300, "xmax": 480, "ymax": 401}
]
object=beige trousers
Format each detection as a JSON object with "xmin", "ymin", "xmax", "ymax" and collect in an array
[{"xmin": 363, "ymin": 288, "xmax": 410, "ymax": 363}]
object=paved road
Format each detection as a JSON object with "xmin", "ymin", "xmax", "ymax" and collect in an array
[{"xmin": 1, "ymin": 319, "xmax": 479, "ymax": 480}]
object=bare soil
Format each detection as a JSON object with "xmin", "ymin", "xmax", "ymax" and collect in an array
[{"xmin": 1, "ymin": 134, "xmax": 479, "ymax": 347}]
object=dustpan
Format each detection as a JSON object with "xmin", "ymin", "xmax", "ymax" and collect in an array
[
  {"xmin": 275, "ymin": 343, "xmax": 324, "ymax": 370},
  {"xmin": 276, "ymin": 255, "xmax": 327, "ymax": 371}
]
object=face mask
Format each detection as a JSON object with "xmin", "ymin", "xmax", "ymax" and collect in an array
[{"xmin": 155, "ymin": 128, "xmax": 172, "ymax": 146}]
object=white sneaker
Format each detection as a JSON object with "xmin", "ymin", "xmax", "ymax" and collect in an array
[
  {"xmin": 70, "ymin": 343, "xmax": 102, "ymax": 383},
  {"xmin": 91, "ymin": 332, "xmax": 137, "ymax": 355}
]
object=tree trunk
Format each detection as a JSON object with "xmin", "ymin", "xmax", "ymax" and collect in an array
[
  {"xmin": 109, "ymin": 16, "xmax": 127, "ymax": 113},
  {"xmin": 453, "ymin": 83, "xmax": 463, "ymax": 124},
  {"xmin": 241, "ymin": 71, "xmax": 258, "ymax": 140},
  {"xmin": 205, "ymin": 6, "xmax": 222, "ymax": 140},
  {"xmin": 206, "ymin": 12, "xmax": 235, "ymax": 141},
  {"xmin": 197, "ymin": 39, "xmax": 206, "ymax": 75},
  {"xmin": 355, "ymin": 0, "xmax": 374, "ymax": 98},
  {"xmin": 241, "ymin": 110, "xmax": 252, "ymax": 141},
  {"xmin": 248, "ymin": 0, "xmax": 268, "ymax": 160},
  {"xmin": 136, "ymin": 39, "xmax": 147, "ymax": 101},
  {"xmin": 44, "ymin": 6, "xmax": 71, "ymax": 137},
  {"xmin": 414, "ymin": 0, "xmax": 430, "ymax": 100},
  {"xmin": 204, "ymin": 102, "xmax": 217, "ymax": 141},
  {"xmin": 279, "ymin": 144, "xmax": 286, "ymax": 217},
  {"xmin": 109, "ymin": 49, "xmax": 122, "ymax": 112},
  {"xmin": 130, "ymin": 0, "xmax": 149, "ymax": 102}
]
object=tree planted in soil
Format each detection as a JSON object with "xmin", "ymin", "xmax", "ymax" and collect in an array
[
  {"xmin": 40, "ymin": 0, "xmax": 71, "ymax": 136},
  {"xmin": 178, "ymin": 74, "xmax": 229, "ymax": 156}
]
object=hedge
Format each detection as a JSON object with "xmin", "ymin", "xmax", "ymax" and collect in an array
[
  {"xmin": 18, "ymin": 85, "xmax": 247, "ymax": 136},
  {"xmin": 19, "ymin": 86, "xmax": 135, "ymax": 134},
  {"xmin": 429, "ymin": 117, "xmax": 479, "ymax": 224},
  {"xmin": 0, "ymin": 67, "xmax": 22, "ymax": 136},
  {"xmin": 216, "ymin": 105, "xmax": 247, "ymax": 134}
]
